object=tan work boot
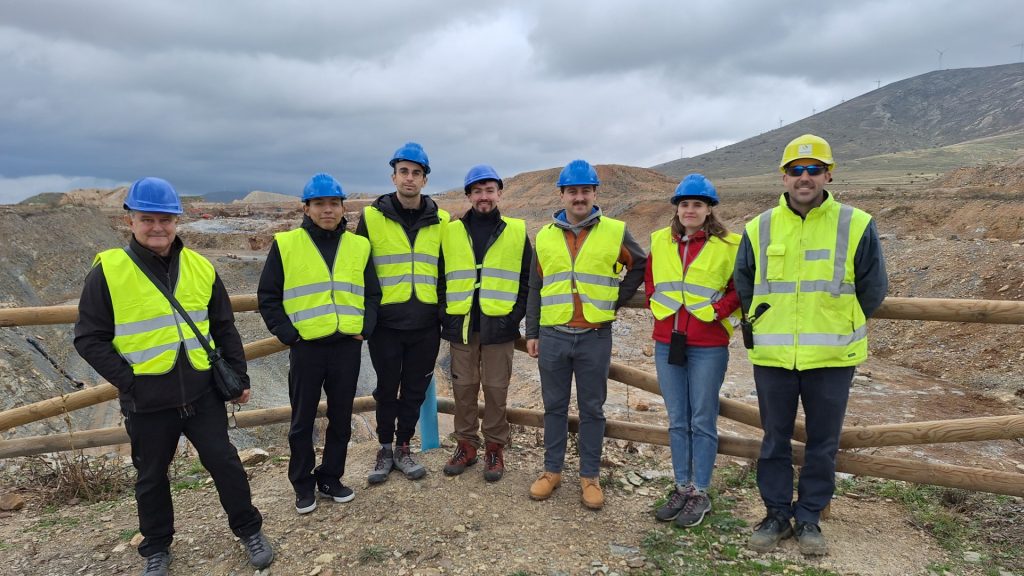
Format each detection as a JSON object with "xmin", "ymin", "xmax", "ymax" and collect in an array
[
  {"xmin": 529, "ymin": 471, "xmax": 561, "ymax": 500},
  {"xmin": 580, "ymin": 477, "xmax": 604, "ymax": 510}
]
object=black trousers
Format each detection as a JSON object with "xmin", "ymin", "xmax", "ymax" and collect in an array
[
  {"xmin": 369, "ymin": 324, "xmax": 440, "ymax": 445},
  {"xmin": 288, "ymin": 336, "xmax": 361, "ymax": 493},
  {"xmin": 125, "ymin": 390, "xmax": 262, "ymax": 558},
  {"xmin": 753, "ymin": 365, "xmax": 854, "ymax": 525}
]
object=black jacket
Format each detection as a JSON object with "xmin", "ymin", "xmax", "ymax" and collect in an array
[
  {"xmin": 439, "ymin": 209, "xmax": 532, "ymax": 345},
  {"xmin": 74, "ymin": 236, "xmax": 248, "ymax": 413},
  {"xmin": 257, "ymin": 215, "xmax": 381, "ymax": 344},
  {"xmin": 354, "ymin": 192, "xmax": 447, "ymax": 331}
]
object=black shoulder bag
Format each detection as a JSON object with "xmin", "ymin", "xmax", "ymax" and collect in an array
[{"xmin": 123, "ymin": 247, "xmax": 246, "ymax": 402}]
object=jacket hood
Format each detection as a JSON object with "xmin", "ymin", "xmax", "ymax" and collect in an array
[{"xmin": 551, "ymin": 205, "xmax": 603, "ymax": 232}]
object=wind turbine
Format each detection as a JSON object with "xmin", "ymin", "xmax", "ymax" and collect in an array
[
  {"xmin": 875, "ymin": 79, "xmax": 881, "ymax": 90},
  {"xmin": 1014, "ymin": 41, "xmax": 1024, "ymax": 62},
  {"xmin": 935, "ymin": 49, "xmax": 944, "ymax": 70}
]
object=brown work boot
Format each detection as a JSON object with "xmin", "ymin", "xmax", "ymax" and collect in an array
[
  {"xmin": 483, "ymin": 442, "xmax": 504, "ymax": 482},
  {"xmin": 529, "ymin": 471, "xmax": 561, "ymax": 500},
  {"xmin": 443, "ymin": 440, "xmax": 478, "ymax": 476},
  {"xmin": 580, "ymin": 477, "xmax": 604, "ymax": 510}
]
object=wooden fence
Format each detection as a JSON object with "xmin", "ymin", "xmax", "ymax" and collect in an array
[{"xmin": 0, "ymin": 295, "xmax": 1022, "ymax": 497}]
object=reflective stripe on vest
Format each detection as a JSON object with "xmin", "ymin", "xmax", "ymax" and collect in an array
[
  {"xmin": 536, "ymin": 217, "xmax": 625, "ymax": 326},
  {"xmin": 649, "ymin": 228, "xmax": 741, "ymax": 337},
  {"xmin": 745, "ymin": 194, "xmax": 872, "ymax": 370},
  {"xmin": 95, "ymin": 247, "xmax": 215, "ymax": 375},
  {"xmin": 363, "ymin": 206, "xmax": 449, "ymax": 305},
  {"xmin": 275, "ymin": 228, "xmax": 370, "ymax": 339}
]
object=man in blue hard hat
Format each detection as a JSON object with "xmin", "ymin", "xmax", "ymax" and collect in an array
[
  {"xmin": 525, "ymin": 160, "xmax": 647, "ymax": 510},
  {"xmin": 74, "ymin": 178, "xmax": 273, "ymax": 575},
  {"xmin": 355, "ymin": 142, "xmax": 450, "ymax": 483},
  {"xmin": 440, "ymin": 165, "xmax": 531, "ymax": 482},
  {"xmin": 257, "ymin": 173, "xmax": 380, "ymax": 515}
]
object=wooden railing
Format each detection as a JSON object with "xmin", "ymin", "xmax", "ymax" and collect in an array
[{"xmin": 1, "ymin": 295, "xmax": 1022, "ymax": 497}]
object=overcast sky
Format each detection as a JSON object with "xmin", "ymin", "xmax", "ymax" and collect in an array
[{"xmin": 2, "ymin": 0, "xmax": 1022, "ymax": 202}]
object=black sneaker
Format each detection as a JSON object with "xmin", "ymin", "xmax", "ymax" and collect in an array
[
  {"xmin": 240, "ymin": 530, "xmax": 275, "ymax": 569},
  {"xmin": 795, "ymin": 521, "xmax": 828, "ymax": 556},
  {"xmin": 295, "ymin": 491, "xmax": 317, "ymax": 514},
  {"xmin": 141, "ymin": 551, "xmax": 171, "ymax": 576},
  {"xmin": 748, "ymin": 512, "xmax": 794, "ymax": 553},
  {"xmin": 675, "ymin": 491, "xmax": 712, "ymax": 527},
  {"xmin": 368, "ymin": 447, "xmax": 394, "ymax": 485},
  {"xmin": 654, "ymin": 486, "xmax": 692, "ymax": 522},
  {"xmin": 318, "ymin": 482, "xmax": 355, "ymax": 503}
]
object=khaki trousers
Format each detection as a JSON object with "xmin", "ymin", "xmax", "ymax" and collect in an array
[{"xmin": 450, "ymin": 333, "xmax": 514, "ymax": 446}]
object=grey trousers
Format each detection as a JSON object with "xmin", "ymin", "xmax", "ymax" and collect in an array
[{"xmin": 538, "ymin": 326, "xmax": 612, "ymax": 477}]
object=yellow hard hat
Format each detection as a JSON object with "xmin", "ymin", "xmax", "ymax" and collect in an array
[{"xmin": 779, "ymin": 134, "xmax": 835, "ymax": 173}]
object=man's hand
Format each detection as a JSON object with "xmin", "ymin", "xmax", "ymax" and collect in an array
[
  {"xmin": 353, "ymin": 334, "xmax": 364, "ymax": 341},
  {"xmin": 233, "ymin": 389, "xmax": 251, "ymax": 404},
  {"xmin": 526, "ymin": 338, "xmax": 539, "ymax": 358}
]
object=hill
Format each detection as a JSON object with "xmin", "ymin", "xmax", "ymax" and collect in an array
[{"xmin": 654, "ymin": 63, "xmax": 1024, "ymax": 180}]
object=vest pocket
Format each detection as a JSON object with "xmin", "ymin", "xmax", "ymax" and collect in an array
[{"xmin": 766, "ymin": 244, "xmax": 786, "ymax": 281}]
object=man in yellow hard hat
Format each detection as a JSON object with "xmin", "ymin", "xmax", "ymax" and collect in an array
[
  {"xmin": 74, "ymin": 178, "xmax": 274, "ymax": 575},
  {"xmin": 734, "ymin": 135, "xmax": 888, "ymax": 556}
]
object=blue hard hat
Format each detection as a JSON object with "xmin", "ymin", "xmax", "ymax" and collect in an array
[
  {"xmin": 389, "ymin": 142, "xmax": 431, "ymax": 174},
  {"xmin": 123, "ymin": 177, "xmax": 183, "ymax": 214},
  {"xmin": 556, "ymin": 159, "xmax": 599, "ymax": 187},
  {"xmin": 302, "ymin": 173, "xmax": 347, "ymax": 202},
  {"xmin": 463, "ymin": 164, "xmax": 503, "ymax": 193},
  {"xmin": 671, "ymin": 173, "xmax": 719, "ymax": 206}
]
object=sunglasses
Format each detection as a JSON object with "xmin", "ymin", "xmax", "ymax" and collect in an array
[{"xmin": 786, "ymin": 165, "xmax": 827, "ymax": 177}]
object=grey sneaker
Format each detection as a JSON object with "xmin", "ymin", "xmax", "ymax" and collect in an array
[
  {"xmin": 241, "ymin": 530, "xmax": 275, "ymax": 569},
  {"xmin": 393, "ymin": 443, "xmax": 426, "ymax": 480},
  {"xmin": 654, "ymin": 486, "xmax": 693, "ymax": 522},
  {"xmin": 368, "ymin": 447, "xmax": 394, "ymax": 485},
  {"xmin": 748, "ymin": 513, "xmax": 794, "ymax": 553},
  {"xmin": 675, "ymin": 491, "xmax": 712, "ymax": 527},
  {"xmin": 141, "ymin": 551, "xmax": 171, "ymax": 576},
  {"xmin": 795, "ymin": 521, "xmax": 828, "ymax": 556}
]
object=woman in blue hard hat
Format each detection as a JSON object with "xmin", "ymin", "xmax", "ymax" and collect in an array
[{"xmin": 644, "ymin": 173, "xmax": 741, "ymax": 528}]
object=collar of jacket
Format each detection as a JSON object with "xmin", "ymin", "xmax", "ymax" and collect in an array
[
  {"xmin": 372, "ymin": 192, "xmax": 442, "ymax": 231},
  {"xmin": 552, "ymin": 205, "xmax": 602, "ymax": 232},
  {"xmin": 783, "ymin": 190, "xmax": 831, "ymax": 219},
  {"xmin": 459, "ymin": 206, "xmax": 502, "ymax": 224},
  {"xmin": 301, "ymin": 214, "xmax": 347, "ymax": 241},
  {"xmin": 128, "ymin": 235, "xmax": 184, "ymax": 287}
]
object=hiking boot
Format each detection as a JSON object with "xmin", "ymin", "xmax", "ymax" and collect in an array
[
  {"xmin": 795, "ymin": 521, "xmax": 828, "ymax": 556},
  {"xmin": 140, "ymin": 551, "xmax": 171, "ymax": 576},
  {"xmin": 675, "ymin": 491, "xmax": 711, "ymax": 527},
  {"xmin": 443, "ymin": 440, "xmax": 478, "ymax": 476},
  {"xmin": 295, "ymin": 491, "xmax": 317, "ymax": 514},
  {"xmin": 368, "ymin": 446, "xmax": 394, "ymax": 485},
  {"xmin": 748, "ymin": 512, "xmax": 794, "ymax": 553},
  {"xmin": 317, "ymin": 481, "xmax": 355, "ymax": 503},
  {"xmin": 580, "ymin": 477, "xmax": 604, "ymax": 510},
  {"xmin": 393, "ymin": 443, "xmax": 427, "ymax": 480},
  {"xmin": 241, "ymin": 530, "xmax": 275, "ymax": 569},
  {"xmin": 483, "ymin": 442, "xmax": 504, "ymax": 482},
  {"xmin": 654, "ymin": 486, "xmax": 694, "ymax": 522},
  {"xmin": 529, "ymin": 471, "xmax": 561, "ymax": 500}
]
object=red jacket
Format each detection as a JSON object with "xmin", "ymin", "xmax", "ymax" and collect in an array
[{"xmin": 644, "ymin": 229, "xmax": 740, "ymax": 347}]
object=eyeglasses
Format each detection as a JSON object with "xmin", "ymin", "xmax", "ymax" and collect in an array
[{"xmin": 786, "ymin": 165, "xmax": 827, "ymax": 177}]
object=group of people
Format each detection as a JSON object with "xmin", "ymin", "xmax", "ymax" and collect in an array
[{"xmin": 73, "ymin": 133, "xmax": 886, "ymax": 575}]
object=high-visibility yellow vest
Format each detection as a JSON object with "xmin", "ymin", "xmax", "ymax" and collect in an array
[
  {"xmin": 649, "ymin": 228, "xmax": 741, "ymax": 337},
  {"xmin": 275, "ymin": 228, "xmax": 369, "ymax": 338},
  {"xmin": 536, "ymin": 217, "xmax": 625, "ymax": 326},
  {"xmin": 363, "ymin": 206, "xmax": 449, "ymax": 305},
  {"xmin": 745, "ymin": 194, "xmax": 873, "ymax": 370},
  {"xmin": 95, "ymin": 247, "xmax": 215, "ymax": 375},
  {"xmin": 441, "ymin": 216, "xmax": 526, "ymax": 343}
]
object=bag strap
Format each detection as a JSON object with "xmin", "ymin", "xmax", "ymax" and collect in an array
[{"xmin": 122, "ymin": 246, "xmax": 216, "ymax": 358}]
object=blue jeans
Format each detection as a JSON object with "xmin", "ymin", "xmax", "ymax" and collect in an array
[{"xmin": 654, "ymin": 342, "xmax": 729, "ymax": 490}]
